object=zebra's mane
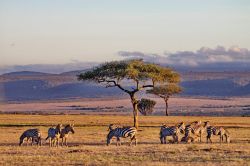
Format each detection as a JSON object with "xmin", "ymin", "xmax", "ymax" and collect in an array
[{"xmin": 65, "ymin": 124, "xmax": 71, "ymax": 128}]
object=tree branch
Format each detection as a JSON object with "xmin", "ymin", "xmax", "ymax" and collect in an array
[{"xmin": 99, "ymin": 79, "xmax": 132, "ymax": 94}]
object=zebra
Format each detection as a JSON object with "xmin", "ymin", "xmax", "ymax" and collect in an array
[
  {"xmin": 60, "ymin": 124, "xmax": 75, "ymax": 146},
  {"xmin": 19, "ymin": 128, "xmax": 42, "ymax": 146},
  {"xmin": 160, "ymin": 122, "xmax": 185, "ymax": 144},
  {"xmin": 106, "ymin": 124, "xmax": 137, "ymax": 146},
  {"xmin": 46, "ymin": 124, "xmax": 62, "ymax": 147},
  {"xmin": 181, "ymin": 121, "xmax": 202, "ymax": 143},
  {"xmin": 206, "ymin": 121, "xmax": 230, "ymax": 143},
  {"xmin": 191, "ymin": 120, "xmax": 208, "ymax": 143}
]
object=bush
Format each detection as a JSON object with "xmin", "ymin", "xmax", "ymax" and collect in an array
[{"xmin": 138, "ymin": 98, "xmax": 156, "ymax": 116}]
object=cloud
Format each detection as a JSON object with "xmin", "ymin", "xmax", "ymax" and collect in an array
[
  {"xmin": 118, "ymin": 46, "xmax": 250, "ymax": 70},
  {"xmin": 118, "ymin": 51, "xmax": 165, "ymax": 64}
]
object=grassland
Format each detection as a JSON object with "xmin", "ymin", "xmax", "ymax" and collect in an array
[{"xmin": 0, "ymin": 114, "xmax": 249, "ymax": 165}]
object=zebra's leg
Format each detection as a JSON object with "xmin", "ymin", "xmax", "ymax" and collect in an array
[
  {"xmin": 52, "ymin": 138, "xmax": 54, "ymax": 147},
  {"xmin": 56, "ymin": 138, "xmax": 59, "ymax": 147},
  {"xmin": 220, "ymin": 135, "xmax": 223, "ymax": 144},
  {"xmin": 31, "ymin": 137, "xmax": 35, "ymax": 146},
  {"xmin": 209, "ymin": 136, "xmax": 212, "ymax": 143},
  {"xmin": 172, "ymin": 135, "xmax": 176, "ymax": 144},
  {"xmin": 160, "ymin": 137, "xmax": 163, "ymax": 144},
  {"xmin": 26, "ymin": 137, "xmax": 29, "ymax": 146},
  {"xmin": 65, "ymin": 137, "xmax": 67, "ymax": 146},
  {"xmin": 54, "ymin": 138, "xmax": 57, "ymax": 147},
  {"xmin": 130, "ymin": 135, "xmax": 136, "ymax": 146},
  {"xmin": 160, "ymin": 136, "xmax": 165, "ymax": 144},
  {"xmin": 49, "ymin": 138, "xmax": 51, "ymax": 147},
  {"xmin": 54, "ymin": 138, "xmax": 56, "ymax": 147},
  {"xmin": 61, "ymin": 138, "xmax": 64, "ymax": 146},
  {"xmin": 51, "ymin": 138, "xmax": 55, "ymax": 147},
  {"xmin": 27, "ymin": 137, "xmax": 32, "ymax": 146},
  {"xmin": 175, "ymin": 135, "xmax": 179, "ymax": 143},
  {"xmin": 116, "ymin": 137, "xmax": 120, "ymax": 146},
  {"xmin": 58, "ymin": 138, "xmax": 60, "ymax": 147},
  {"xmin": 37, "ymin": 137, "xmax": 41, "ymax": 146},
  {"xmin": 52, "ymin": 138, "xmax": 55, "ymax": 147}
]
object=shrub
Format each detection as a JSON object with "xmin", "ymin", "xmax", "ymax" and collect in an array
[{"xmin": 138, "ymin": 98, "xmax": 156, "ymax": 116}]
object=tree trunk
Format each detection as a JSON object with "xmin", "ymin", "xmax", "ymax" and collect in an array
[
  {"xmin": 164, "ymin": 97, "xmax": 169, "ymax": 116},
  {"xmin": 131, "ymin": 95, "xmax": 139, "ymax": 129}
]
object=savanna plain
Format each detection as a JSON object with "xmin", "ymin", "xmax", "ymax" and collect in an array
[{"xmin": 0, "ymin": 98, "xmax": 249, "ymax": 166}]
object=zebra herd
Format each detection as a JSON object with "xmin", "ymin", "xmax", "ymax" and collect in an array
[
  {"xmin": 19, "ymin": 124, "xmax": 75, "ymax": 147},
  {"xmin": 160, "ymin": 120, "xmax": 230, "ymax": 144},
  {"xmin": 19, "ymin": 121, "xmax": 230, "ymax": 147}
]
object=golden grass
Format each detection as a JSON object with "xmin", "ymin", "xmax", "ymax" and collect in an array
[{"xmin": 0, "ymin": 114, "xmax": 249, "ymax": 165}]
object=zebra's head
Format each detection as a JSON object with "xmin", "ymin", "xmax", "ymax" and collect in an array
[
  {"xmin": 107, "ymin": 124, "xmax": 116, "ymax": 146},
  {"xmin": 106, "ymin": 133, "xmax": 111, "ymax": 146},
  {"xmin": 65, "ymin": 124, "xmax": 75, "ymax": 134},
  {"xmin": 160, "ymin": 124, "xmax": 167, "ymax": 132},
  {"xmin": 178, "ymin": 122, "xmax": 185, "ymax": 134},
  {"xmin": 106, "ymin": 131, "xmax": 114, "ymax": 146},
  {"xmin": 108, "ymin": 124, "xmax": 115, "ymax": 131},
  {"xmin": 19, "ymin": 133, "xmax": 27, "ymax": 146},
  {"xmin": 203, "ymin": 121, "xmax": 210, "ymax": 128},
  {"xmin": 19, "ymin": 136, "xmax": 24, "ymax": 146},
  {"xmin": 192, "ymin": 120, "xmax": 201, "ymax": 126}
]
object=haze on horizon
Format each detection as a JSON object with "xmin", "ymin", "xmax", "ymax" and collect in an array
[{"xmin": 0, "ymin": 0, "xmax": 250, "ymax": 67}]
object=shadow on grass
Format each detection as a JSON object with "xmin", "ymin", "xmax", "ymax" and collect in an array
[{"xmin": 0, "ymin": 140, "xmax": 249, "ymax": 148}]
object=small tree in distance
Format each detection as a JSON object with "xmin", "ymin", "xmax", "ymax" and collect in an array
[
  {"xmin": 147, "ymin": 83, "xmax": 182, "ymax": 116},
  {"xmin": 78, "ymin": 59, "xmax": 180, "ymax": 128},
  {"xmin": 138, "ymin": 98, "xmax": 156, "ymax": 116}
]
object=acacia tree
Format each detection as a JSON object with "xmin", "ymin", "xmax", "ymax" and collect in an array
[
  {"xmin": 147, "ymin": 83, "xmax": 182, "ymax": 116},
  {"xmin": 77, "ymin": 59, "xmax": 179, "ymax": 128}
]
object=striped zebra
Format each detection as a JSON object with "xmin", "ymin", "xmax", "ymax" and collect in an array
[
  {"xmin": 181, "ymin": 121, "xmax": 202, "ymax": 143},
  {"xmin": 160, "ymin": 122, "xmax": 185, "ymax": 144},
  {"xmin": 206, "ymin": 121, "xmax": 230, "ymax": 143},
  {"xmin": 46, "ymin": 124, "xmax": 62, "ymax": 147},
  {"xmin": 191, "ymin": 120, "xmax": 208, "ymax": 142},
  {"xmin": 19, "ymin": 128, "xmax": 42, "ymax": 146},
  {"xmin": 106, "ymin": 124, "xmax": 137, "ymax": 146},
  {"xmin": 60, "ymin": 124, "xmax": 75, "ymax": 146}
]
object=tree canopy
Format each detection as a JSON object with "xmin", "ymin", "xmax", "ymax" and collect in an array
[
  {"xmin": 78, "ymin": 59, "xmax": 179, "ymax": 93},
  {"xmin": 147, "ymin": 83, "xmax": 182, "ymax": 98}
]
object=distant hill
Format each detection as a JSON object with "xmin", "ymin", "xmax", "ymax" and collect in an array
[
  {"xmin": 2, "ymin": 71, "xmax": 52, "ymax": 76},
  {"xmin": 59, "ymin": 69, "xmax": 90, "ymax": 76},
  {"xmin": 0, "ymin": 70, "xmax": 250, "ymax": 101}
]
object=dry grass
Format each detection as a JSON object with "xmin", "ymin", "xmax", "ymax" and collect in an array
[{"xmin": 0, "ymin": 114, "xmax": 249, "ymax": 165}]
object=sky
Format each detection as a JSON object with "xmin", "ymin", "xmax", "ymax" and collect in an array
[{"xmin": 0, "ymin": 0, "xmax": 250, "ymax": 67}]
